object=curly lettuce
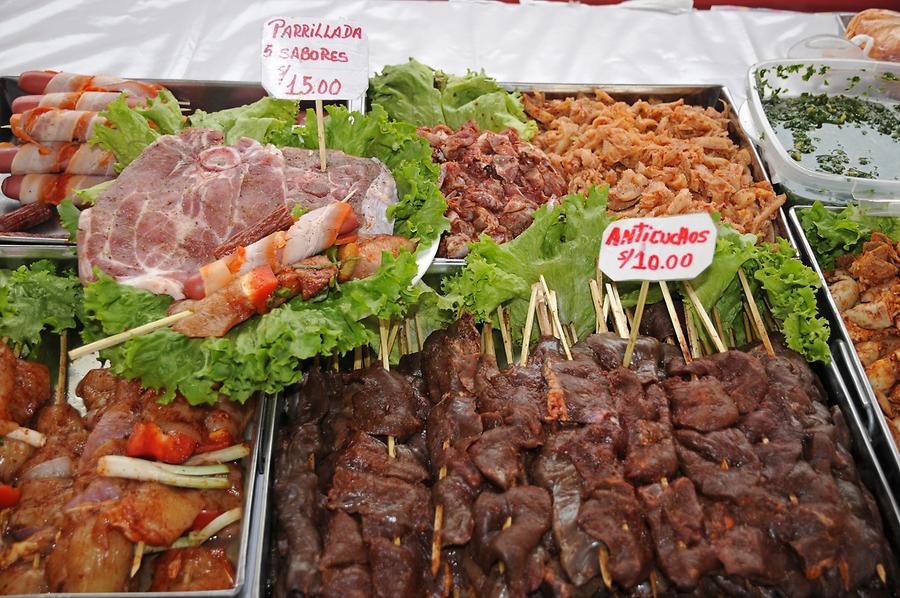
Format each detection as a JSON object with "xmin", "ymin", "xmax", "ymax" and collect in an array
[
  {"xmin": 84, "ymin": 252, "xmax": 425, "ymax": 405},
  {"xmin": 189, "ymin": 97, "xmax": 299, "ymax": 145},
  {"xmin": 91, "ymin": 90, "xmax": 184, "ymax": 171},
  {"xmin": 799, "ymin": 201, "xmax": 900, "ymax": 270},
  {"xmin": 370, "ymin": 58, "xmax": 538, "ymax": 140},
  {"xmin": 443, "ymin": 185, "xmax": 613, "ymax": 344},
  {"xmin": 0, "ymin": 260, "xmax": 83, "ymax": 357},
  {"xmin": 275, "ymin": 103, "xmax": 449, "ymax": 249}
]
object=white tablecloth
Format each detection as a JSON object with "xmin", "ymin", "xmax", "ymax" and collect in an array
[{"xmin": 0, "ymin": 1, "xmax": 840, "ymax": 107}]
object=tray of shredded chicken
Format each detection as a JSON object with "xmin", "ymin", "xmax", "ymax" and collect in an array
[
  {"xmin": 0, "ymin": 74, "xmax": 360, "ymax": 245},
  {"xmin": 0, "ymin": 244, "xmax": 271, "ymax": 597},
  {"xmin": 426, "ymin": 82, "xmax": 789, "ymax": 273},
  {"xmin": 788, "ymin": 204, "xmax": 900, "ymax": 494}
]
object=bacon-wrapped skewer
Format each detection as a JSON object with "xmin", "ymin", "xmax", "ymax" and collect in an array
[
  {"xmin": 18, "ymin": 70, "xmax": 163, "ymax": 98},
  {"xmin": 1, "ymin": 174, "xmax": 113, "ymax": 205},
  {"xmin": 10, "ymin": 108, "xmax": 106, "ymax": 144},
  {"xmin": 11, "ymin": 91, "xmax": 150, "ymax": 114},
  {"xmin": 172, "ymin": 235, "xmax": 416, "ymax": 338},
  {"xmin": 0, "ymin": 142, "xmax": 115, "ymax": 176},
  {"xmin": 182, "ymin": 202, "xmax": 359, "ymax": 301}
]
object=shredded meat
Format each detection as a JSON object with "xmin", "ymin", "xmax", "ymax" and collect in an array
[{"xmin": 522, "ymin": 90, "xmax": 786, "ymax": 238}]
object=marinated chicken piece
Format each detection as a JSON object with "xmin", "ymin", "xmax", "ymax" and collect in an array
[
  {"xmin": 0, "ymin": 343, "xmax": 51, "ymax": 424},
  {"xmin": 0, "ymin": 560, "xmax": 49, "ymax": 594},
  {"xmin": 847, "ymin": 233, "xmax": 898, "ymax": 287},
  {"xmin": 845, "ymin": 298, "xmax": 894, "ymax": 329},
  {"xmin": 342, "ymin": 234, "xmax": 417, "ymax": 280},
  {"xmin": 45, "ymin": 512, "xmax": 132, "ymax": 593},
  {"xmin": 149, "ymin": 547, "xmax": 236, "ymax": 591},
  {"xmin": 828, "ymin": 272, "xmax": 859, "ymax": 311},
  {"xmin": 100, "ymin": 481, "xmax": 205, "ymax": 546}
]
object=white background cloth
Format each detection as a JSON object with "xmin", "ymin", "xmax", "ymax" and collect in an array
[{"xmin": 0, "ymin": 0, "xmax": 841, "ymax": 106}]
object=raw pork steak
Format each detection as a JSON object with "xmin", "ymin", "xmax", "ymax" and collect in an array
[{"xmin": 78, "ymin": 129, "xmax": 287, "ymax": 298}]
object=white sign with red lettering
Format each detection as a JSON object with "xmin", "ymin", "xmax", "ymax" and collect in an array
[
  {"xmin": 598, "ymin": 213, "xmax": 718, "ymax": 281},
  {"xmin": 261, "ymin": 17, "xmax": 369, "ymax": 101}
]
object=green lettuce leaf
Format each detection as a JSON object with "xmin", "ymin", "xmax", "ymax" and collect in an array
[
  {"xmin": 90, "ymin": 91, "xmax": 185, "ymax": 171},
  {"xmin": 0, "ymin": 260, "xmax": 83, "ymax": 357},
  {"xmin": 57, "ymin": 198, "xmax": 81, "ymax": 243},
  {"xmin": 72, "ymin": 180, "xmax": 113, "ymax": 207},
  {"xmin": 85, "ymin": 252, "xmax": 425, "ymax": 404},
  {"xmin": 278, "ymin": 104, "xmax": 449, "ymax": 248},
  {"xmin": 189, "ymin": 97, "xmax": 299, "ymax": 145},
  {"xmin": 743, "ymin": 239, "xmax": 830, "ymax": 363},
  {"xmin": 370, "ymin": 58, "xmax": 537, "ymax": 140},
  {"xmin": 799, "ymin": 201, "xmax": 900, "ymax": 270},
  {"xmin": 134, "ymin": 89, "xmax": 184, "ymax": 135},
  {"xmin": 443, "ymin": 185, "xmax": 614, "ymax": 344}
]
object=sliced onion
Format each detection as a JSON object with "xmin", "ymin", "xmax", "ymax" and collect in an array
[{"xmin": 20, "ymin": 455, "xmax": 72, "ymax": 480}]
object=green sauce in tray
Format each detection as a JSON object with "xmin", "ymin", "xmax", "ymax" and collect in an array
[{"xmin": 762, "ymin": 92, "xmax": 900, "ymax": 180}]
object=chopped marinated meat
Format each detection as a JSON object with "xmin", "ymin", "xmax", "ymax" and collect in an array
[
  {"xmin": 321, "ymin": 563, "xmax": 372, "ymax": 598},
  {"xmin": 472, "ymin": 486, "xmax": 552, "ymax": 596},
  {"xmin": 639, "ymin": 478, "xmax": 719, "ymax": 590},
  {"xmin": 149, "ymin": 547, "xmax": 236, "ymax": 592},
  {"xmin": 426, "ymin": 392, "xmax": 482, "ymax": 464},
  {"xmin": 422, "ymin": 314, "xmax": 481, "ymax": 403},
  {"xmin": 664, "ymin": 377, "xmax": 739, "ymax": 432},
  {"xmin": 710, "ymin": 524, "xmax": 768, "ymax": 578},
  {"xmin": 542, "ymin": 355, "xmax": 616, "ymax": 423},
  {"xmin": 335, "ymin": 431, "xmax": 429, "ymax": 484},
  {"xmin": 327, "ymin": 469, "xmax": 432, "ymax": 536},
  {"xmin": 368, "ymin": 536, "xmax": 422, "ymax": 598},
  {"xmin": 44, "ymin": 512, "xmax": 132, "ymax": 593},
  {"xmin": 320, "ymin": 510, "xmax": 367, "ymax": 570},
  {"xmin": 469, "ymin": 426, "xmax": 526, "ymax": 490},
  {"xmin": 342, "ymin": 367, "xmax": 423, "ymax": 439},
  {"xmin": 0, "ymin": 344, "xmax": 51, "ymax": 425},
  {"xmin": 670, "ymin": 350, "xmax": 767, "ymax": 414},
  {"xmin": 579, "ymin": 487, "xmax": 654, "ymax": 588},
  {"xmin": 675, "ymin": 428, "xmax": 761, "ymax": 501},
  {"xmin": 419, "ymin": 121, "xmax": 566, "ymax": 258},
  {"xmin": 583, "ymin": 332, "xmax": 682, "ymax": 383},
  {"xmin": 100, "ymin": 481, "xmax": 205, "ymax": 546}
]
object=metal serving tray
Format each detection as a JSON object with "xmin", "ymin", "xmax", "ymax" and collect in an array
[
  {"xmin": 0, "ymin": 243, "xmax": 276, "ymax": 598},
  {"xmin": 0, "ymin": 76, "xmax": 361, "ymax": 244},
  {"xmin": 787, "ymin": 205, "xmax": 900, "ymax": 496},
  {"xmin": 428, "ymin": 82, "xmax": 788, "ymax": 273}
]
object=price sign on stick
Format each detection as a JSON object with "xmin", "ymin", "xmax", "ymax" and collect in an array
[
  {"xmin": 260, "ymin": 17, "xmax": 369, "ymax": 171},
  {"xmin": 597, "ymin": 213, "xmax": 719, "ymax": 369},
  {"xmin": 598, "ymin": 213, "xmax": 718, "ymax": 282},
  {"xmin": 260, "ymin": 18, "xmax": 369, "ymax": 100}
]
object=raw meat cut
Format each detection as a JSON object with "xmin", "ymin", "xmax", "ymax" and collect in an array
[
  {"xmin": 77, "ymin": 129, "xmax": 287, "ymax": 298},
  {"xmin": 78, "ymin": 129, "xmax": 399, "ymax": 299}
]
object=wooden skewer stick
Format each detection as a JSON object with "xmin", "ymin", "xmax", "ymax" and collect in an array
[
  {"xmin": 742, "ymin": 308, "xmax": 755, "ymax": 342},
  {"xmin": 605, "ymin": 283, "xmax": 629, "ymax": 340},
  {"xmin": 589, "ymin": 279, "xmax": 607, "ymax": 334},
  {"xmin": 622, "ymin": 280, "xmax": 650, "ymax": 368},
  {"xmin": 567, "ymin": 322, "xmax": 578, "ymax": 346},
  {"xmin": 69, "ymin": 310, "xmax": 193, "ymax": 360},
  {"xmin": 712, "ymin": 307, "xmax": 728, "ymax": 349},
  {"xmin": 602, "ymin": 294, "xmax": 611, "ymax": 324},
  {"xmin": 498, "ymin": 516, "xmax": 513, "ymax": 574},
  {"xmin": 431, "ymin": 438, "xmax": 451, "ymax": 576},
  {"xmin": 379, "ymin": 319, "xmax": 390, "ymax": 371},
  {"xmin": 737, "ymin": 268, "xmax": 774, "ymax": 357},
  {"xmin": 540, "ymin": 277, "xmax": 572, "ymax": 360},
  {"xmin": 535, "ymin": 285, "xmax": 552, "ymax": 337},
  {"xmin": 496, "ymin": 306, "xmax": 514, "ymax": 365},
  {"xmin": 130, "ymin": 541, "xmax": 145, "ymax": 577},
  {"xmin": 877, "ymin": 563, "xmax": 887, "ymax": 584},
  {"xmin": 378, "ymin": 320, "xmax": 397, "ymax": 459},
  {"xmin": 483, "ymin": 323, "xmax": 496, "ymax": 357},
  {"xmin": 519, "ymin": 285, "xmax": 540, "ymax": 366},
  {"xmin": 685, "ymin": 309, "xmax": 703, "ymax": 359},
  {"xmin": 659, "ymin": 281, "xmax": 691, "ymax": 364},
  {"xmin": 315, "ymin": 99, "xmax": 327, "ymax": 171},
  {"xmin": 353, "ymin": 346, "xmax": 363, "ymax": 370},
  {"xmin": 598, "ymin": 545, "xmax": 613, "ymax": 589},
  {"xmin": 404, "ymin": 321, "xmax": 414, "ymax": 357},
  {"xmin": 55, "ymin": 331, "xmax": 68, "ymax": 405},
  {"xmin": 681, "ymin": 282, "xmax": 726, "ymax": 353}
]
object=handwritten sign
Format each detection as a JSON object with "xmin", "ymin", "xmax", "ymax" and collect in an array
[
  {"xmin": 261, "ymin": 17, "xmax": 369, "ymax": 100},
  {"xmin": 599, "ymin": 213, "xmax": 717, "ymax": 281}
]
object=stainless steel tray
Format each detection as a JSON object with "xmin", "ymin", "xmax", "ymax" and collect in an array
[
  {"xmin": 0, "ymin": 243, "xmax": 274, "ymax": 598},
  {"xmin": 428, "ymin": 82, "xmax": 789, "ymax": 274},
  {"xmin": 787, "ymin": 205, "xmax": 900, "ymax": 495},
  {"xmin": 0, "ymin": 76, "xmax": 361, "ymax": 244}
]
